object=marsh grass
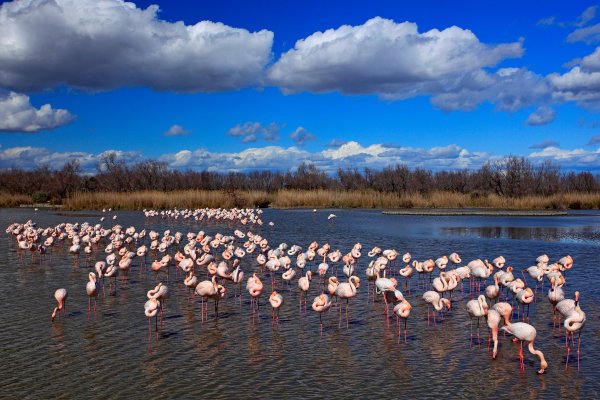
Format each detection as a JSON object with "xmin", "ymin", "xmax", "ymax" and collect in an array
[
  {"xmin": 0, "ymin": 192, "xmax": 32, "ymax": 208},
  {"xmin": 37, "ymin": 189, "xmax": 600, "ymax": 210}
]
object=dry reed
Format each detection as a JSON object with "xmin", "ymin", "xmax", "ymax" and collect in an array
[
  {"xmin": 0, "ymin": 192, "xmax": 32, "ymax": 208},
  {"xmin": 50, "ymin": 190, "xmax": 600, "ymax": 210}
]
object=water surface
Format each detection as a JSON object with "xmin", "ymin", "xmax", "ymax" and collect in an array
[{"xmin": 1, "ymin": 208, "xmax": 599, "ymax": 399}]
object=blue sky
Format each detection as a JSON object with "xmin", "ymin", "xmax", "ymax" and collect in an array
[{"xmin": 0, "ymin": 0, "xmax": 599, "ymax": 172}]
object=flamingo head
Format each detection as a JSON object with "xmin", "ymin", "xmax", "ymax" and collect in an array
[{"xmin": 575, "ymin": 291, "xmax": 580, "ymax": 304}]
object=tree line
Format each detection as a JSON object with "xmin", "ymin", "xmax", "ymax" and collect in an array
[{"xmin": 1, "ymin": 153, "xmax": 598, "ymax": 202}]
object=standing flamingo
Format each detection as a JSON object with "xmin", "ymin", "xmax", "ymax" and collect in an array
[
  {"xmin": 86, "ymin": 272, "xmax": 99, "ymax": 320},
  {"xmin": 335, "ymin": 276, "xmax": 360, "ymax": 328},
  {"xmin": 298, "ymin": 271, "xmax": 312, "ymax": 311},
  {"xmin": 487, "ymin": 309, "xmax": 501, "ymax": 359},
  {"xmin": 51, "ymin": 288, "xmax": 68, "ymax": 321},
  {"xmin": 501, "ymin": 322, "xmax": 548, "ymax": 374},
  {"xmin": 563, "ymin": 293, "xmax": 586, "ymax": 371},
  {"xmin": 466, "ymin": 295, "xmax": 489, "ymax": 347},
  {"xmin": 422, "ymin": 291, "xmax": 451, "ymax": 326},
  {"xmin": 269, "ymin": 291, "xmax": 284, "ymax": 320},
  {"xmin": 312, "ymin": 293, "xmax": 332, "ymax": 334},
  {"xmin": 393, "ymin": 298, "xmax": 412, "ymax": 343}
]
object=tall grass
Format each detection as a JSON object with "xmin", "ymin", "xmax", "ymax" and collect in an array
[
  {"xmin": 0, "ymin": 192, "xmax": 32, "ymax": 208},
  {"xmin": 51, "ymin": 189, "xmax": 600, "ymax": 210}
]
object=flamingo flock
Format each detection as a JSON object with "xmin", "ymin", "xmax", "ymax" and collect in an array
[{"xmin": 6, "ymin": 210, "xmax": 587, "ymax": 375}]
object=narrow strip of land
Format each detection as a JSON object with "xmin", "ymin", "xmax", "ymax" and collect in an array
[{"xmin": 383, "ymin": 209, "xmax": 569, "ymax": 216}]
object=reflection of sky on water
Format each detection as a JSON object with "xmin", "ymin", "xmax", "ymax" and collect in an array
[{"xmin": 441, "ymin": 225, "xmax": 600, "ymax": 244}]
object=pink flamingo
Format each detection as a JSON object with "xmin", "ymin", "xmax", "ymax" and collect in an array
[
  {"xmin": 393, "ymin": 298, "xmax": 412, "ymax": 343},
  {"xmin": 298, "ymin": 271, "xmax": 312, "ymax": 311},
  {"xmin": 51, "ymin": 288, "xmax": 68, "ymax": 321},
  {"xmin": 466, "ymin": 294, "xmax": 489, "ymax": 347},
  {"xmin": 501, "ymin": 322, "xmax": 548, "ymax": 374},
  {"xmin": 487, "ymin": 309, "xmax": 501, "ymax": 359},
  {"xmin": 312, "ymin": 293, "xmax": 332, "ymax": 334},
  {"xmin": 562, "ymin": 293, "xmax": 585, "ymax": 371},
  {"xmin": 269, "ymin": 291, "xmax": 283, "ymax": 320},
  {"xmin": 86, "ymin": 272, "xmax": 98, "ymax": 320},
  {"xmin": 422, "ymin": 291, "xmax": 451, "ymax": 326},
  {"xmin": 335, "ymin": 276, "xmax": 360, "ymax": 328}
]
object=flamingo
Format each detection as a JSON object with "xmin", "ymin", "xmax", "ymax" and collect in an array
[
  {"xmin": 501, "ymin": 322, "xmax": 548, "ymax": 374},
  {"xmin": 487, "ymin": 309, "xmax": 501, "ymax": 359},
  {"xmin": 184, "ymin": 271, "xmax": 199, "ymax": 300},
  {"xmin": 393, "ymin": 298, "xmax": 412, "ymax": 343},
  {"xmin": 422, "ymin": 291, "xmax": 451, "ymax": 326},
  {"xmin": 548, "ymin": 277, "xmax": 565, "ymax": 327},
  {"xmin": 86, "ymin": 272, "xmax": 99, "ymax": 319},
  {"xmin": 375, "ymin": 272, "xmax": 397, "ymax": 314},
  {"xmin": 515, "ymin": 288, "xmax": 534, "ymax": 321},
  {"xmin": 298, "ymin": 271, "xmax": 312, "ymax": 310},
  {"xmin": 484, "ymin": 275, "xmax": 500, "ymax": 304},
  {"xmin": 196, "ymin": 276, "xmax": 219, "ymax": 321},
  {"xmin": 144, "ymin": 296, "xmax": 161, "ymax": 340},
  {"xmin": 51, "ymin": 288, "xmax": 68, "ymax": 321},
  {"xmin": 336, "ymin": 276, "xmax": 360, "ymax": 328},
  {"xmin": 466, "ymin": 295, "xmax": 489, "ymax": 347},
  {"xmin": 269, "ymin": 291, "xmax": 283, "ymax": 320},
  {"xmin": 312, "ymin": 293, "xmax": 332, "ymax": 334},
  {"xmin": 247, "ymin": 273, "xmax": 264, "ymax": 314},
  {"xmin": 563, "ymin": 293, "xmax": 586, "ymax": 370}
]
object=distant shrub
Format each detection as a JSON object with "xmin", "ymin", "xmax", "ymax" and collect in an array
[{"xmin": 31, "ymin": 192, "xmax": 49, "ymax": 203}]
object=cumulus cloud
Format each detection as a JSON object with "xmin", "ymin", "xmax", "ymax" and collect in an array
[
  {"xmin": 526, "ymin": 106, "xmax": 556, "ymax": 126},
  {"xmin": 588, "ymin": 134, "xmax": 600, "ymax": 146},
  {"xmin": 548, "ymin": 66, "xmax": 600, "ymax": 108},
  {"xmin": 431, "ymin": 68, "xmax": 551, "ymax": 112},
  {"xmin": 163, "ymin": 124, "xmax": 190, "ymax": 136},
  {"xmin": 0, "ymin": 0, "xmax": 273, "ymax": 92},
  {"xmin": 327, "ymin": 139, "xmax": 348, "ymax": 147},
  {"xmin": 0, "ymin": 147, "xmax": 141, "ymax": 170},
  {"xmin": 529, "ymin": 140, "xmax": 560, "ymax": 149},
  {"xmin": 3, "ymin": 140, "xmax": 599, "ymax": 173},
  {"xmin": 268, "ymin": 17, "xmax": 524, "ymax": 106},
  {"xmin": 227, "ymin": 122, "xmax": 281, "ymax": 143},
  {"xmin": 158, "ymin": 141, "xmax": 494, "ymax": 172},
  {"xmin": 0, "ymin": 91, "xmax": 74, "ymax": 132},
  {"xmin": 529, "ymin": 146, "xmax": 600, "ymax": 170},
  {"xmin": 289, "ymin": 127, "xmax": 316, "ymax": 146}
]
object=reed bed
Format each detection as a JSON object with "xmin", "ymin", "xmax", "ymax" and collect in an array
[
  {"xmin": 51, "ymin": 190, "xmax": 600, "ymax": 210},
  {"xmin": 0, "ymin": 192, "xmax": 32, "ymax": 208}
]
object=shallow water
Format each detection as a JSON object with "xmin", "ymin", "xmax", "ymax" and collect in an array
[{"xmin": 1, "ymin": 208, "xmax": 599, "ymax": 399}]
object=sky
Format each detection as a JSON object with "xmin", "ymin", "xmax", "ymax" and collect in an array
[{"xmin": 1, "ymin": 0, "xmax": 600, "ymax": 173}]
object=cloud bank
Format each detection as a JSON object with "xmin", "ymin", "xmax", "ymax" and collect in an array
[
  {"xmin": 0, "ymin": 0, "xmax": 273, "ymax": 92},
  {"xmin": 0, "ymin": 92, "xmax": 74, "ymax": 132}
]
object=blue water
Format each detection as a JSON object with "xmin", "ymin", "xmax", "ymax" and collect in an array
[{"xmin": 1, "ymin": 208, "xmax": 598, "ymax": 398}]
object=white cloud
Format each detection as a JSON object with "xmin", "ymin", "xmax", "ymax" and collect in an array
[
  {"xmin": 567, "ymin": 23, "xmax": 600, "ymax": 43},
  {"xmin": 526, "ymin": 106, "xmax": 556, "ymax": 126},
  {"xmin": 0, "ymin": 91, "xmax": 74, "ymax": 132},
  {"xmin": 163, "ymin": 124, "xmax": 190, "ymax": 136},
  {"xmin": 0, "ymin": 0, "xmax": 273, "ymax": 92},
  {"xmin": 548, "ymin": 66, "xmax": 600, "ymax": 107},
  {"xmin": 227, "ymin": 122, "xmax": 281, "ymax": 142},
  {"xmin": 289, "ymin": 127, "xmax": 316, "ymax": 146},
  {"xmin": 431, "ymin": 68, "xmax": 551, "ymax": 112},
  {"xmin": 0, "ymin": 147, "xmax": 141, "ymax": 170},
  {"xmin": 2, "ymin": 141, "xmax": 599, "ymax": 173},
  {"xmin": 529, "ymin": 146, "xmax": 600, "ymax": 169},
  {"xmin": 268, "ymin": 17, "xmax": 523, "ymax": 105}
]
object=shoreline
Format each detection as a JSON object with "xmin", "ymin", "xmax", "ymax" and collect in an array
[{"xmin": 382, "ymin": 209, "xmax": 570, "ymax": 216}]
